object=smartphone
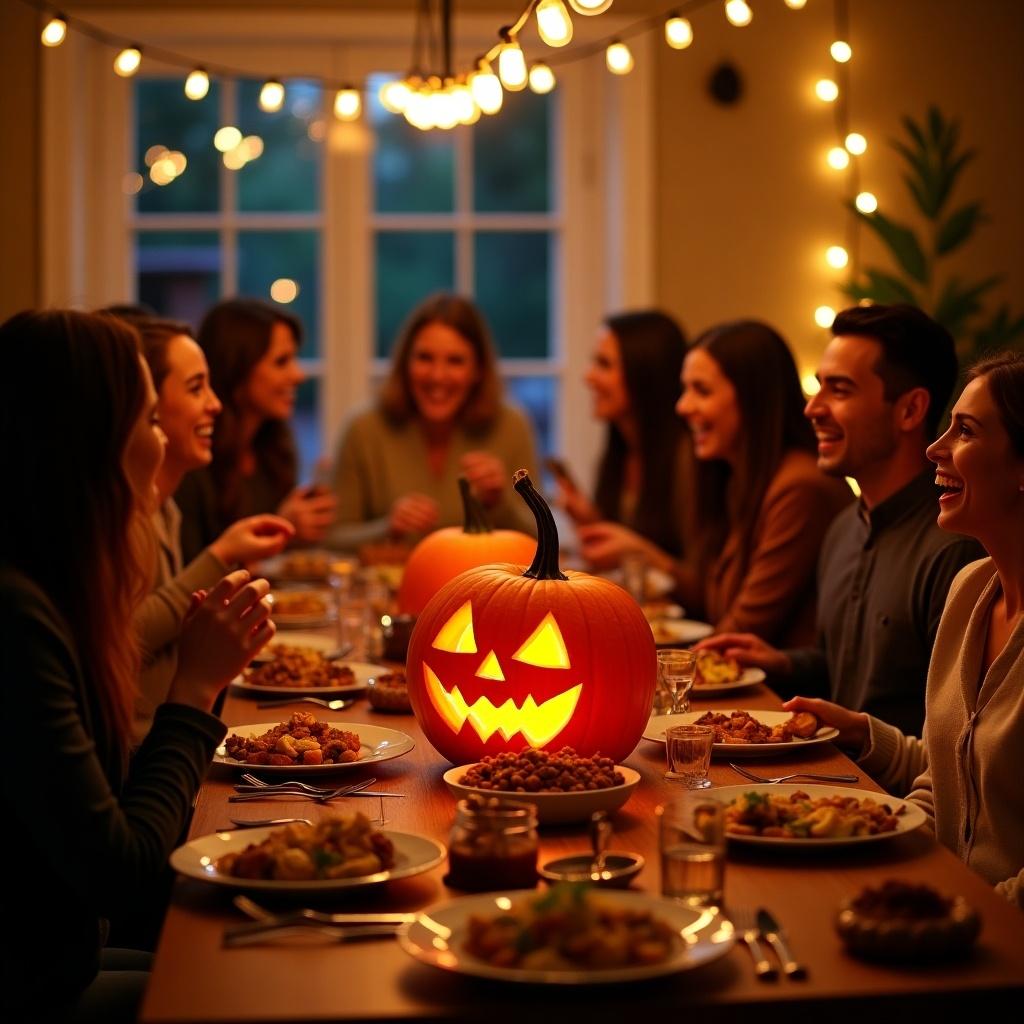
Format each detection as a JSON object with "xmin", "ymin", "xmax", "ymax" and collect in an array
[{"xmin": 545, "ymin": 456, "xmax": 579, "ymax": 493}]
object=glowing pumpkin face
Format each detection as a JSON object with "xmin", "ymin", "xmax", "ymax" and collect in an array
[{"xmin": 407, "ymin": 472, "xmax": 656, "ymax": 764}]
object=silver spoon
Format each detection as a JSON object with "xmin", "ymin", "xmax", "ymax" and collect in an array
[
  {"xmin": 256, "ymin": 696, "xmax": 356, "ymax": 710},
  {"xmin": 218, "ymin": 817, "xmax": 313, "ymax": 831}
]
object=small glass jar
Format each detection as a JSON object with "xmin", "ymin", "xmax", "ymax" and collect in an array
[{"xmin": 446, "ymin": 797, "xmax": 539, "ymax": 891}]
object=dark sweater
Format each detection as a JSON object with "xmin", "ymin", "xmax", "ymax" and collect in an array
[{"xmin": 0, "ymin": 568, "xmax": 225, "ymax": 1013}]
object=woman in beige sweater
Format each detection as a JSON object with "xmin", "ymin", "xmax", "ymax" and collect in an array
[{"xmin": 786, "ymin": 351, "xmax": 1024, "ymax": 906}]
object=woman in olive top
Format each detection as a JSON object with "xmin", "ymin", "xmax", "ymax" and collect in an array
[{"xmin": 0, "ymin": 310, "xmax": 276, "ymax": 1020}]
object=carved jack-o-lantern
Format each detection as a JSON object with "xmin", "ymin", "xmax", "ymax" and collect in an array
[
  {"xmin": 397, "ymin": 478, "xmax": 536, "ymax": 616},
  {"xmin": 407, "ymin": 470, "xmax": 657, "ymax": 764}
]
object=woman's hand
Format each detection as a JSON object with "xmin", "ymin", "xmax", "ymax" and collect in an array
[
  {"xmin": 389, "ymin": 493, "xmax": 440, "ymax": 536},
  {"xmin": 209, "ymin": 514, "xmax": 295, "ymax": 566},
  {"xmin": 554, "ymin": 478, "xmax": 600, "ymax": 526},
  {"xmin": 693, "ymin": 632, "xmax": 793, "ymax": 676},
  {"xmin": 459, "ymin": 451, "xmax": 508, "ymax": 507},
  {"xmin": 277, "ymin": 486, "xmax": 337, "ymax": 544},
  {"xmin": 169, "ymin": 570, "xmax": 275, "ymax": 712},
  {"xmin": 782, "ymin": 696, "xmax": 870, "ymax": 751},
  {"xmin": 577, "ymin": 522, "xmax": 649, "ymax": 569}
]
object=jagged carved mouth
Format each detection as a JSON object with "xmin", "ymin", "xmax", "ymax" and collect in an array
[{"xmin": 424, "ymin": 665, "xmax": 581, "ymax": 748}]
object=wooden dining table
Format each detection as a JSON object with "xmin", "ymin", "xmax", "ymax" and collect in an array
[{"xmin": 141, "ymin": 669, "xmax": 1024, "ymax": 1023}]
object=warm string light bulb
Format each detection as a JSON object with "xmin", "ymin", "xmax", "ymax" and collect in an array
[
  {"xmin": 665, "ymin": 16, "xmax": 693, "ymax": 50},
  {"xmin": 470, "ymin": 63, "xmax": 503, "ymax": 114},
  {"xmin": 845, "ymin": 132, "xmax": 867, "ymax": 155},
  {"xmin": 815, "ymin": 78, "xmax": 839, "ymax": 102},
  {"xmin": 404, "ymin": 88, "xmax": 434, "ymax": 131},
  {"xmin": 826, "ymin": 245, "xmax": 849, "ymax": 268},
  {"xmin": 213, "ymin": 126, "xmax": 242, "ymax": 152},
  {"xmin": 432, "ymin": 84, "xmax": 460, "ymax": 131},
  {"xmin": 259, "ymin": 79, "xmax": 285, "ymax": 112},
  {"xmin": 113, "ymin": 46, "xmax": 142, "ymax": 77},
  {"xmin": 536, "ymin": 0, "xmax": 574, "ymax": 48},
  {"xmin": 498, "ymin": 39, "xmax": 528, "ymax": 91},
  {"xmin": 333, "ymin": 87, "xmax": 361, "ymax": 121},
  {"xmin": 855, "ymin": 191, "xmax": 878, "ymax": 213},
  {"xmin": 830, "ymin": 40, "xmax": 853, "ymax": 63},
  {"xmin": 724, "ymin": 1, "xmax": 753, "ymax": 28},
  {"xmin": 827, "ymin": 146, "xmax": 850, "ymax": 169},
  {"xmin": 451, "ymin": 82, "xmax": 479, "ymax": 124},
  {"xmin": 379, "ymin": 79, "xmax": 411, "ymax": 114},
  {"xmin": 41, "ymin": 15, "xmax": 67, "ymax": 47},
  {"xmin": 815, "ymin": 306, "xmax": 837, "ymax": 329},
  {"xmin": 184, "ymin": 68, "xmax": 210, "ymax": 100},
  {"xmin": 606, "ymin": 41, "xmax": 634, "ymax": 75},
  {"xmin": 568, "ymin": 0, "xmax": 614, "ymax": 14},
  {"xmin": 528, "ymin": 62, "xmax": 556, "ymax": 94},
  {"xmin": 785, "ymin": 0, "xmax": 808, "ymax": 9}
]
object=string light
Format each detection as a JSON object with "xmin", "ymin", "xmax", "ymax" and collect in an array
[
  {"xmin": 568, "ymin": 0, "xmax": 614, "ymax": 14},
  {"xmin": 404, "ymin": 87, "xmax": 435, "ymax": 131},
  {"xmin": 122, "ymin": 172, "xmax": 143, "ymax": 195},
  {"xmin": 451, "ymin": 81, "xmax": 480, "ymax": 124},
  {"xmin": 41, "ymin": 15, "xmax": 67, "ymax": 47},
  {"xmin": 826, "ymin": 146, "xmax": 850, "ymax": 169},
  {"xmin": 379, "ymin": 79, "xmax": 411, "ymax": 114},
  {"xmin": 536, "ymin": 0, "xmax": 574, "ymax": 48},
  {"xmin": 270, "ymin": 279, "xmax": 299, "ymax": 303},
  {"xmin": 497, "ymin": 39, "xmax": 528, "ymax": 91},
  {"xmin": 815, "ymin": 306, "xmax": 837, "ymax": 329},
  {"xmin": 830, "ymin": 40, "xmax": 853, "ymax": 63},
  {"xmin": 825, "ymin": 245, "xmax": 849, "ymax": 269},
  {"xmin": 815, "ymin": 78, "xmax": 839, "ymax": 102},
  {"xmin": 665, "ymin": 16, "xmax": 693, "ymax": 49},
  {"xmin": 606, "ymin": 40, "xmax": 634, "ymax": 75},
  {"xmin": 113, "ymin": 46, "xmax": 142, "ymax": 77},
  {"xmin": 333, "ymin": 87, "xmax": 361, "ymax": 121},
  {"xmin": 845, "ymin": 132, "xmax": 867, "ymax": 155},
  {"xmin": 528, "ymin": 62, "xmax": 557, "ymax": 94},
  {"xmin": 213, "ymin": 126, "xmax": 242, "ymax": 152},
  {"xmin": 243, "ymin": 135, "xmax": 264, "ymax": 159},
  {"xmin": 258, "ymin": 79, "xmax": 285, "ymax": 112},
  {"xmin": 724, "ymin": 1, "xmax": 753, "ymax": 28},
  {"xmin": 184, "ymin": 68, "xmax": 210, "ymax": 100},
  {"xmin": 785, "ymin": 0, "xmax": 808, "ymax": 8},
  {"xmin": 801, "ymin": 371, "xmax": 821, "ymax": 396},
  {"xmin": 855, "ymin": 191, "xmax": 878, "ymax": 213},
  {"xmin": 469, "ymin": 62, "xmax": 503, "ymax": 114}
]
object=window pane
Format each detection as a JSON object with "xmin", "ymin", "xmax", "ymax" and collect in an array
[
  {"xmin": 237, "ymin": 80, "xmax": 322, "ymax": 212},
  {"xmin": 505, "ymin": 375, "xmax": 556, "ymax": 460},
  {"xmin": 375, "ymin": 232, "xmax": 455, "ymax": 357},
  {"xmin": 135, "ymin": 79, "xmax": 221, "ymax": 214},
  {"xmin": 136, "ymin": 230, "xmax": 220, "ymax": 326},
  {"xmin": 473, "ymin": 89, "xmax": 551, "ymax": 213},
  {"xmin": 237, "ymin": 230, "xmax": 320, "ymax": 358},
  {"xmin": 369, "ymin": 74, "xmax": 454, "ymax": 213},
  {"xmin": 292, "ymin": 376, "xmax": 322, "ymax": 484},
  {"xmin": 474, "ymin": 232, "xmax": 551, "ymax": 359}
]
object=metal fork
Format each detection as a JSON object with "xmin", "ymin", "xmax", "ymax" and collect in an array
[
  {"xmin": 228, "ymin": 778, "xmax": 377, "ymax": 803},
  {"xmin": 239, "ymin": 772, "xmax": 364, "ymax": 795},
  {"xmin": 255, "ymin": 696, "xmax": 356, "ymax": 710},
  {"xmin": 728, "ymin": 762, "xmax": 859, "ymax": 785},
  {"xmin": 233, "ymin": 894, "xmax": 414, "ymax": 927},
  {"xmin": 730, "ymin": 907, "xmax": 777, "ymax": 981}
]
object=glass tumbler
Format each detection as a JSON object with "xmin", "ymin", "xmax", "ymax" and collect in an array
[{"xmin": 657, "ymin": 648, "xmax": 697, "ymax": 714}]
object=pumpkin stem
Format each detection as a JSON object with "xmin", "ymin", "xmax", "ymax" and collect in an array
[
  {"xmin": 458, "ymin": 477, "xmax": 493, "ymax": 535},
  {"xmin": 514, "ymin": 469, "xmax": 568, "ymax": 581}
]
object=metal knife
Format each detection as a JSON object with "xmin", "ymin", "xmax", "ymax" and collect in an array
[{"xmin": 757, "ymin": 908, "xmax": 807, "ymax": 979}]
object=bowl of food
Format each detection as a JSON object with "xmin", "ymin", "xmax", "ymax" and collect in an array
[
  {"xmin": 835, "ymin": 880, "xmax": 981, "ymax": 961},
  {"xmin": 366, "ymin": 669, "xmax": 412, "ymax": 713},
  {"xmin": 443, "ymin": 747, "xmax": 640, "ymax": 824}
]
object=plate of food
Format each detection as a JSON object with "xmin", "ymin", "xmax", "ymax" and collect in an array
[
  {"xmin": 258, "ymin": 549, "xmax": 340, "ymax": 583},
  {"xmin": 442, "ymin": 748, "xmax": 640, "ymax": 824},
  {"xmin": 690, "ymin": 651, "xmax": 765, "ymax": 693},
  {"xmin": 232, "ymin": 645, "xmax": 387, "ymax": 697},
  {"xmin": 600, "ymin": 565, "xmax": 676, "ymax": 600},
  {"xmin": 716, "ymin": 784, "xmax": 927, "ymax": 846},
  {"xmin": 650, "ymin": 618, "xmax": 714, "ymax": 645},
  {"xmin": 214, "ymin": 713, "xmax": 414, "ymax": 773},
  {"xmin": 171, "ymin": 812, "xmax": 445, "ymax": 893},
  {"xmin": 269, "ymin": 588, "xmax": 334, "ymax": 628},
  {"xmin": 643, "ymin": 709, "xmax": 838, "ymax": 757},
  {"xmin": 399, "ymin": 885, "xmax": 735, "ymax": 984}
]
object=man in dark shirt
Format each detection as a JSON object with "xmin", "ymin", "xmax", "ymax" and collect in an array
[{"xmin": 696, "ymin": 304, "xmax": 983, "ymax": 736}]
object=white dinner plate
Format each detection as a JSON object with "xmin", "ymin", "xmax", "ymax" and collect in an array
[
  {"xmin": 214, "ymin": 721, "xmax": 414, "ymax": 774},
  {"xmin": 714, "ymin": 783, "xmax": 928, "ymax": 847},
  {"xmin": 269, "ymin": 588, "xmax": 334, "ymax": 628},
  {"xmin": 399, "ymin": 890, "xmax": 735, "ymax": 984},
  {"xmin": 650, "ymin": 619, "xmax": 714, "ymax": 645},
  {"xmin": 599, "ymin": 565, "xmax": 676, "ymax": 598},
  {"xmin": 691, "ymin": 667, "xmax": 766, "ymax": 695},
  {"xmin": 171, "ymin": 827, "xmax": 445, "ymax": 893},
  {"xmin": 442, "ymin": 766, "xmax": 640, "ymax": 824},
  {"xmin": 232, "ymin": 657, "xmax": 388, "ymax": 697},
  {"xmin": 643, "ymin": 709, "xmax": 839, "ymax": 757},
  {"xmin": 257, "ymin": 549, "xmax": 339, "ymax": 583}
]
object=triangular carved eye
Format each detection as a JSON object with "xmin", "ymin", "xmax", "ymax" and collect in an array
[
  {"xmin": 432, "ymin": 601, "xmax": 477, "ymax": 654},
  {"xmin": 475, "ymin": 650, "xmax": 505, "ymax": 681},
  {"xmin": 513, "ymin": 612, "xmax": 570, "ymax": 669}
]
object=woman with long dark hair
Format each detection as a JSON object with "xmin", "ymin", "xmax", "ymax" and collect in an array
[
  {"xmin": 581, "ymin": 320, "xmax": 850, "ymax": 645},
  {"xmin": 0, "ymin": 310, "xmax": 274, "ymax": 1019},
  {"xmin": 327, "ymin": 292, "xmax": 538, "ymax": 542},
  {"xmin": 174, "ymin": 298, "xmax": 335, "ymax": 562},
  {"xmin": 558, "ymin": 310, "xmax": 687, "ymax": 557}
]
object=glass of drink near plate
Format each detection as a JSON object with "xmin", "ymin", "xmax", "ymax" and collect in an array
[
  {"xmin": 657, "ymin": 648, "xmax": 697, "ymax": 714},
  {"xmin": 657, "ymin": 793, "xmax": 725, "ymax": 908},
  {"xmin": 664, "ymin": 724, "xmax": 714, "ymax": 788}
]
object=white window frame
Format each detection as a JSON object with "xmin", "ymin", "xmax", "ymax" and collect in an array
[{"xmin": 40, "ymin": 6, "xmax": 654, "ymax": 496}]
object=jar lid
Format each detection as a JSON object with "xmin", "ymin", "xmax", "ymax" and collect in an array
[{"xmin": 456, "ymin": 796, "xmax": 538, "ymax": 824}]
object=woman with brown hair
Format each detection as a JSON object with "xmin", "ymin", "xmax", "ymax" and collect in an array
[
  {"xmin": 174, "ymin": 298, "xmax": 335, "ymax": 562},
  {"xmin": 327, "ymin": 292, "xmax": 539, "ymax": 542},
  {"xmin": 581, "ymin": 320, "xmax": 850, "ymax": 645},
  {"xmin": 0, "ymin": 310, "xmax": 274, "ymax": 1019}
]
